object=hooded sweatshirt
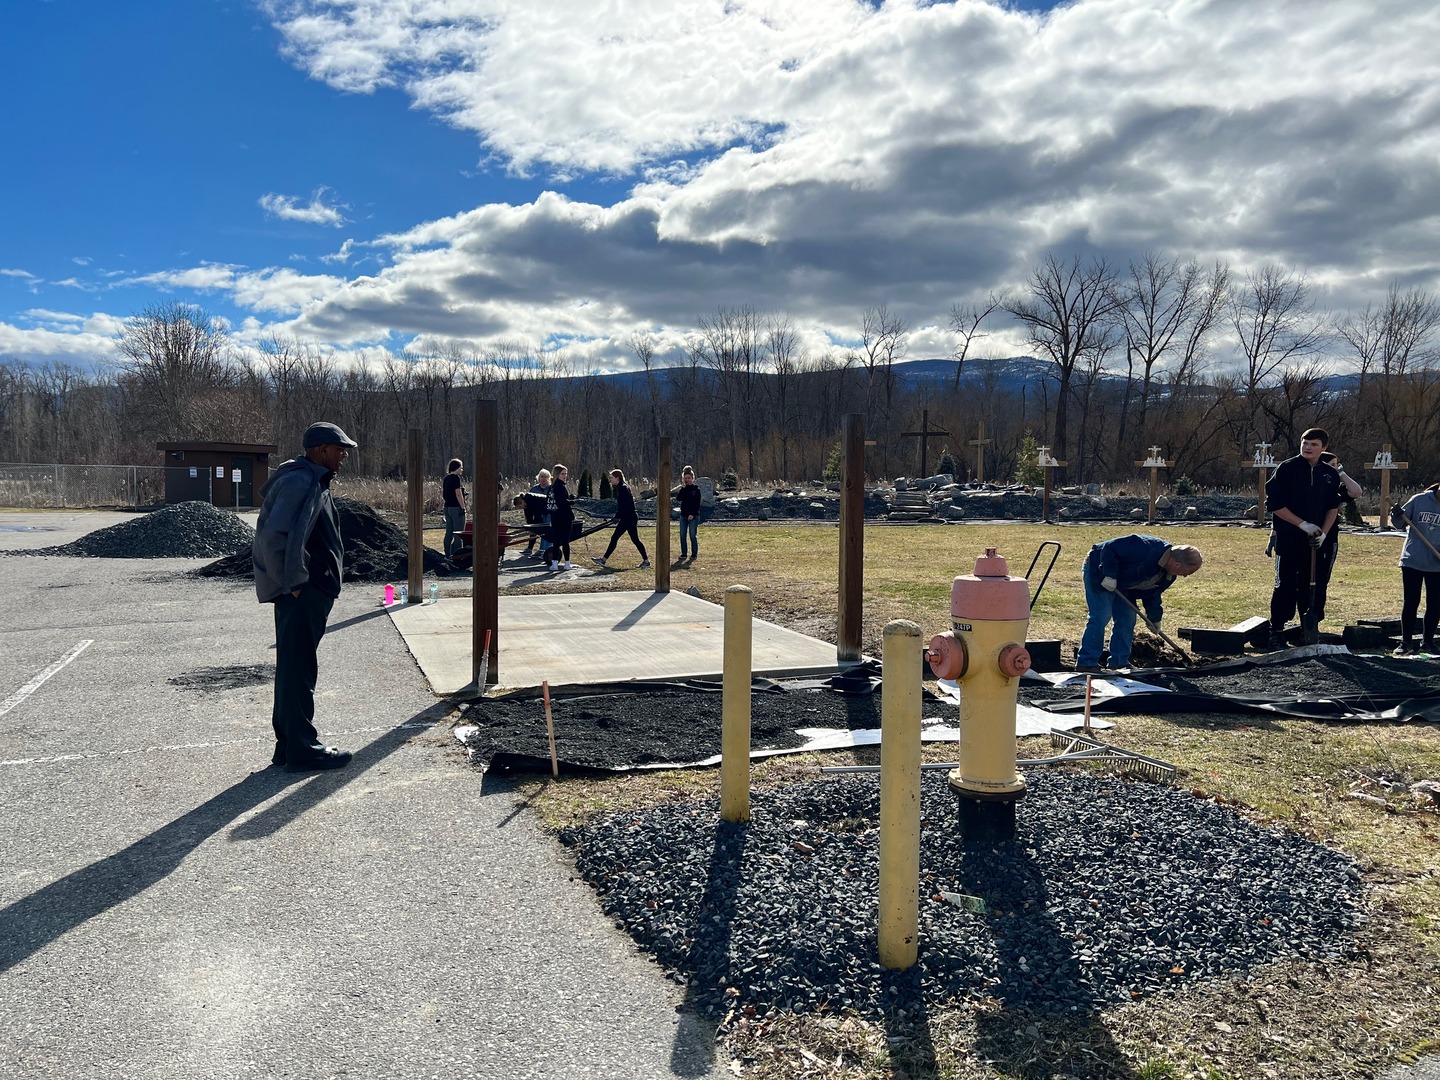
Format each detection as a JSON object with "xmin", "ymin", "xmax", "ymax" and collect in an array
[{"xmin": 252, "ymin": 456, "xmax": 344, "ymax": 602}]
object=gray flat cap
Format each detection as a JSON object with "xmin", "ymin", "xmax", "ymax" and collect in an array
[{"xmin": 302, "ymin": 421, "xmax": 358, "ymax": 448}]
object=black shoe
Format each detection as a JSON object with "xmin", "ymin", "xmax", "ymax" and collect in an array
[
  {"xmin": 1075, "ymin": 664, "xmax": 1104, "ymax": 674},
  {"xmin": 285, "ymin": 746, "xmax": 353, "ymax": 772}
]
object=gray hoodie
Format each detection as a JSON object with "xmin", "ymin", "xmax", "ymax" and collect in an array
[
  {"xmin": 252, "ymin": 457, "xmax": 343, "ymax": 602},
  {"xmin": 1394, "ymin": 490, "xmax": 1440, "ymax": 573}
]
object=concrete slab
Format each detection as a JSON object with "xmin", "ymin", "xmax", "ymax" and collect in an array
[{"xmin": 388, "ymin": 589, "xmax": 842, "ymax": 693}]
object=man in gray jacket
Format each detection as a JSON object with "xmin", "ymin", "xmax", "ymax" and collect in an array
[{"xmin": 253, "ymin": 421, "xmax": 357, "ymax": 771}]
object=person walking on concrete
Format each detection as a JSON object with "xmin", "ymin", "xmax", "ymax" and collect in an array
[
  {"xmin": 1391, "ymin": 483, "xmax": 1440, "ymax": 654},
  {"xmin": 676, "ymin": 466, "xmax": 701, "ymax": 564},
  {"xmin": 594, "ymin": 469, "xmax": 650, "ymax": 568},
  {"xmin": 442, "ymin": 458, "xmax": 467, "ymax": 559},
  {"xmin": 252, "ymin": 421, "xmax": 357, "ymax": 772},
  {"xmin": 1266, "ymin": 428, "xmax": 1342, "ymax": 646},
  {"xmin": 547, "ymin": 464, "xmax": 575, "ymax": 571},
  {"xmin": 1077, "ymin": 534, "xmax": 1203, "ymax": 672}
]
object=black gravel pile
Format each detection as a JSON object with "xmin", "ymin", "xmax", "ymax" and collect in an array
[
  {"xmin": 195, "ymin": 497, "xmax": 455, "ymax": 582},
  {"xmin": 462, "ymin": 685, "xmax": 929, "ymax": 772},
  {"xmin": 560, "ymin": 771, "xmax": 1365, "ymax": 1020},
  {"xmin": 3, "ymin": 501, "xmax": 255, "ymax": 559}
]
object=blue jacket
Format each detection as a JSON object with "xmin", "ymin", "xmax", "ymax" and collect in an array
[
  {"xmin": 1086, "ymin": 533, "xmax": 1176, "ymax": 622},
  {"xmin": 252, "ymin": 457, "xmax": 343, "ymax": 603},
  {"xmin": 1394, "ymin": 491, "xmax": 1440, "ymax": 573}
]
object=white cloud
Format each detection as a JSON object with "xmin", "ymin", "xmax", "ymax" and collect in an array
[
  {"xmin": 1, "ymin": 268, "xmax": 38, "ymax": 279},
  {"xmin": 258, "ymin": 187, "xmax": 349, "ymax": 227},
  {"xmin": 320, "ymin": 238, "xmax": 357, "ymax": 264},
  {"xmin": 72, "ymin": 256, "xmax": 92, "ymax": 266},
  {"xmin": 0, "ymin": 321, "xmax": 120, "ymax": 365}
]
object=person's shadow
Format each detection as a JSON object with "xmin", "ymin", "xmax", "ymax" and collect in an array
[{"xmin": 0, "ymin": 700, "xmax": 452, "ymax": 974}]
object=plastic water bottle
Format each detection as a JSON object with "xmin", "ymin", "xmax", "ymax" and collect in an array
[
  {"xmin": 384, "ymin": 584, "xmax": 395, "ymax": 606},
  {"xmin": 399, "ymin": 584, "xmax": 408, "ymax": 605},
  {"xmin": 429, "ymin": 583, "xmax": 439, "ymax": 604}
]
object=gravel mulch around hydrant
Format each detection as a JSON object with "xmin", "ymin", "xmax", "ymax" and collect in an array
[{"xmin": 560, "ymin": 770, "xmax": 1365, "ymax": 1024}]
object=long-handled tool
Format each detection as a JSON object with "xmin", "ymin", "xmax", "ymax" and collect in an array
[
  {"xmin": 1398, "ymin": 509, "xmax": 1440, "ymax": 561},
  {"xmin": 1301, "ymin": 545, "xmax": 1321, "ymax": 645},
  {"xmin": 1109, "ymin": 586, "xmax": 1195, "ymax": 667}
]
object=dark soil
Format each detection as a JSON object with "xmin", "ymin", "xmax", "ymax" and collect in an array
[
  {"xmin": 1140, "ymin": 653, "xmax": 1440, "ymax": 699},
  {"xmin": 560, "ymin": 770, "xmax": 1365, "ymax": 1022},
  {"xmin": 195, "ymin": 497, "xmax": 458, "ymax": 583},
  {"xmin": 168, "ymin": 665, "xmax": 272, "ymax": 691},
  {"xmin": 461, "ymin": 684, "xmax": 947, "ymax": 772}
]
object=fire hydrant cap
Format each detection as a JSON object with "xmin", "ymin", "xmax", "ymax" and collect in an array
[
  {"xmin": 951, "ymin": 549, "xmax": 1030, "ymax": 621},
  {"xmin": 973, "ymin": 548, "xmax": 1009, "ymax": 578}
]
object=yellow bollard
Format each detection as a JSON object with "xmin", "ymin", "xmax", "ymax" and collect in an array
[
  {"xmin": 878, "ymin": 619, "xmax": 922, "ymax": 970},
  {"xmin": 720, "ymin": 585, "xmax": 753, "ymax": 822}
]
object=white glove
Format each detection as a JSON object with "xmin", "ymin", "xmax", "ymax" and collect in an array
[
  {"xmin": 1299, "ymin": 522, "xmax": 1322, "ymax": 538},
  {"xmin": 1101, "ymin": 576, "xmax": 1118, "ymax": 592},
  {"xmin": 1309, "ymin": 530, "xmax": 1326, "ymax": 549}
]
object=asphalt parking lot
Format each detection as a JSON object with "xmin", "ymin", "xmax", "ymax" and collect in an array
[{"xmin": 0, "ymin": 512, "xmax": 722, "ymax": 1079}]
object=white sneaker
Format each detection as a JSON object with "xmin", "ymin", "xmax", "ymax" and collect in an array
[
  {"xmin": 562, "ymin": 561, "xmax": 573, "ymax": 570},
  {"xmin": 592, "ymin": 556, "xmax": 606, "ymax": 566}
]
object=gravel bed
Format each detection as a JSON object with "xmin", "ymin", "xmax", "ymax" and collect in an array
[
  {"xmin": 462, "ymin": 685, "xmax": 948, "ymax": 772},
  {"xmin": 1139, "ymin": 654, "xmax": 1440, "ymax": 700},
  {"xmin": 561, "ymin": 771, "xmax": 1365, "ymax": 1021},
  {"xmin": 195, "ymin": 497, "xmax": 456, "ymax": 583},
  {"xmin": 1, "ymin": 501, "xmax": 255, "ymax": 559}
]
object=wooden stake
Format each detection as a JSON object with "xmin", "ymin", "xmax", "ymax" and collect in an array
[
  {"xmin": 1133, "ymin": 446, "xmax": 1172, "ymax": 524},
  {"xmin": 1083, "ymin": 674, "xmax": 1093, "ymax": 733},
  {"xmin": 970, "ymin": 421, "xmax": 992, "ymax": 484},
  {"xmin": 1239, "ymin": 442, "xmax": 1277, "ymax": 523},
  {"xmin": 1037, "ymin": 445, "xmax": 1066, "ymax": 521},
  {"xmin": 1366, "ymin": 444, "xmax": 1409, "ymax": 517},
  {"xmin": 542, "ymin": 679, "xmax": 558, "ymax": 777}
]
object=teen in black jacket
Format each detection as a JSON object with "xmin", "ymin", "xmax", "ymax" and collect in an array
[{"xmin": 594, "ymin": 469, "xmax": 649, "ymax": 568}]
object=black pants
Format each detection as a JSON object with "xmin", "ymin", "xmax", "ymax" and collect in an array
[
  {"xmin": 1271, "ymin": 543, "xmax": 1334, "ymax": 628},
  {"xmin": 603, "ymin": 520, "xmax": 647, "ymax": 561},
  {"xmin": 548, "ymin": 521, "xmax": 572, "ymax": 564},
  {"xmin": 1401, "ymin": 566, "xmax": 1440, "ymax": 645},
  {"xmin": 271, "ymin": 584, "xmax": 335, "ymax": 760}
]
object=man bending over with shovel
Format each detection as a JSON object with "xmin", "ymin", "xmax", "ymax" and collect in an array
[
  {"xmin": 1077, "ymin": 535, "xmax": 1204, "ymax": 672},
  {"xmin": 1266, "ymin": 428, "xmax": 1342, "ymax": 648}
]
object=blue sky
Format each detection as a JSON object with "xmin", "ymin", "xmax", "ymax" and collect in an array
[{"xmin": 2, "ymin": 0, "xmax": 1436, "ymax": 372}]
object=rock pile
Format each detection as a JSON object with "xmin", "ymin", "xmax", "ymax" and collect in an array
[
  {"xmin": 562, "ymin": 770, "xmax": 1364, "ymax": 1021},
  {"xmin": 4, "ymin": 501, "xmax": 255, "ymax": 559}
]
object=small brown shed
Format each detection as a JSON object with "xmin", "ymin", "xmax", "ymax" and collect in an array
[{"xmin": 157, "ymin": 441, "xmax": 278, "ymax": 509}]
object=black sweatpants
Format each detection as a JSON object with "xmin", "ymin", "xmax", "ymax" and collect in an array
[
  {"xmin": 271, "ymin": 584, "xmax": 335, "ymax": 761},
  {"xmin": 1401, "ymin": 566, "xmax": 1440, "ymax": 646},
  {"xmin": 1271, "ymin": 542, "xmax": 1333, "ymax": 629},
  {"xmin": 603, "ymin": 520, "xmax": 647, "ymax": 561}
]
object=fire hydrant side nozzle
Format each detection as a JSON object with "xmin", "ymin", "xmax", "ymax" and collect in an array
[{"xmin": 939, "ymin": 548, "xmax": 1032, "ymax": 843}]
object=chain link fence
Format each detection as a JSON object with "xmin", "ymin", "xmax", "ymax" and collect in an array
[{"xmin": 0, "ymin": 463, "xmax": 175, "ymax": 508}]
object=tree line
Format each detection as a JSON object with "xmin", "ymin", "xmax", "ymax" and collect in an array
[{"xmin": 2, "ymin": 252, "xmax": 1438, "ymax": 491}]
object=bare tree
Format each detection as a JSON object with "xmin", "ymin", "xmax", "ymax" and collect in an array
[
  {"xmin": 857, "ymin": 304, "xmax": 908, "ymax": 472},
  {"xmin": 764, "ymin": 314, "xmax": 803, "ymax": 480},
  {"xmin": 948, "ymin": 295, "xmax": 999, "ymax": 390},
  {"xmin": 114, "ymin": 301, "xmax": 233, "ymax": 440},
  {"xmin": 696, "ymin": 306, "xmax": 763, "ymax": 477},
  {"xmin": 629, "ymin": 331, "xmax": 665, "ymax": 449},
  {"xmin": 1003, "ymin": 254, "xmax": 1121, "ymax": 480},
  {"xmin": 1337, "ymin": 283, "xmax": 1440, "ymax": 455}
]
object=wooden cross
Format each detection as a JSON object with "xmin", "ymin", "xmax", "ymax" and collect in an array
[
  {"xmin": 900, "ymin": 408, "xmax": 951, "ymax": 479},
  {"xmin": 1037, "ymin": 445, "xmax": 1066, "ymax": 522},
  {"xmin": 1133, "ymin": 446, "xmax": 1172, "ymax": 524},
  {"xmin": 970, "ymin": 421, "xmax": 992, "ymax": 484},
  {"xmin": 1366, "ymin": 444, "xmax": 1410, "ymax": 516},
  {"xmin": 1239, "ymin": 442, "xmax": 1277, "ymax": 523}
]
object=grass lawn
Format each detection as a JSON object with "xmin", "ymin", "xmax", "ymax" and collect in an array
[{"xmin": 447, "ymin": 519, "xmax": 1440, "ymax": 1078}]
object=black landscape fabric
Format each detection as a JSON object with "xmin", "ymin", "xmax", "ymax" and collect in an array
[
  {"xmin": 561, "ymin": 770, "xmax": 1365, "ymax": 1021},
  {"xmin": 460, "ymin": 683, "xmax": 945, "ymax": 773},
  {"xmin": 1034, "ymin": 654, "xmax": 1440, "ymax": 722}
]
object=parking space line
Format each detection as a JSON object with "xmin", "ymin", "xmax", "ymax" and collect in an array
[{"xmin": 0, "ymin": 639, "xmax": 93, "ymax": 719}]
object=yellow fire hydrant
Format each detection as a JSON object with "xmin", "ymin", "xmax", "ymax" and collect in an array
[{"xmin": 925, "ymin": 548, "xmax": 1032, "ymax": 842}]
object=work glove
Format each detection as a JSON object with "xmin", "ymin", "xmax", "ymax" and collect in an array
[
  {"xmin": 1309, "ymin": 530, "xmax": 1325, "ymax": 549},
  {"xmin": 1299, "ymin": 521, "xmax": 1322, "ymax": 538},
  {"xmin": 1101, "ymin": 576, "xmax": 1118, "ymax": 592}
]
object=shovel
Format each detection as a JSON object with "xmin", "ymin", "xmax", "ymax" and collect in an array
[
  {"xmin": 1109, "ymin": 587, "xmax": 1195, "ymax": 667},
  {"xmin": 1301, "ymin": 546, "xmax": 1320, "ymax": 645}
]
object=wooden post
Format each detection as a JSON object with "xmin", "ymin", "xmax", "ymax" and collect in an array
[
  {"xmin": 900, "ymin": 408, "xmax": 950, "ymax": 479},
  {"xmin": 407, "ymin": 428, "xmax": 424, "ymax": 601},
  {"xmin": 969, "ymin": 421, "xmax": 992, "ymax": 484},
  {"xmin": 655, "ymin": 436, "xmax": 672, "ymax": 593},
  {"xmin": 472, "ymin": 400, "xmax": 499, "ymax": 685},
  {"xmin": 1366, "ymin": 445, "xmax": 1409, "ymax": 517},
  {"xmin": 720, "ymin": 585, "xmax": 753, "ymax": 823},
  {"xmin": 839, "ymin": 414, "xmax": 865, "ymax": 663},
  {"xmin": 1038, "ymin": 445, "xmax": 1066, "ymax": 522},
  {"xmin": 1133, "ymin": 446, "xmax": 1172, "ymax": 524},
  {"xmin": 1240, "ymin": 442, "xmax": 1277, "ymax": 523},
  {"xmin": 877, "ymin": 619, "xmax": 921, "ymax": 970}
]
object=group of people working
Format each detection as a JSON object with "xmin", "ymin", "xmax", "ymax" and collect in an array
[{"xmin": 1081, "ymin": 426, "xmax": 1440, "ymax": 669}]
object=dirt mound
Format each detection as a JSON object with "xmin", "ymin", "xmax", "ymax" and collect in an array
[
  {"xmin": 4, "ymin": 501, "xmax": 255, "ymax": 559},
  {"xmin": 196, "ymin": 497, "xmax": 457, "ymax": 582}
]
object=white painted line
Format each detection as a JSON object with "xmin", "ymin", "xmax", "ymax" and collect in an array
[{"xmin": 0, "ymin": 639, "xmax": 93, "ymax": 719}]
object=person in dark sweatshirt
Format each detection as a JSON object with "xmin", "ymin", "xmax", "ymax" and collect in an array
[
  {"xmin": 1391, "ymin": 483, "xmax": 1440, "ymax": 654},
  {"xmin": 1265, "ymin": 428, "xmax": 1342, "ymax": 644},
  {"xmin": 676, "ymin": 465, "xmax": 702, "ymax": 563},
  {"xmin": 547, "ymin": 463, "xmax": 574, "ymax": 570},
  {"xmin": 1077, "ymin": 533, "xmax": 1203, "ymax": 672},
  {"xmin": 593, "ymin": 468, "xmax": 650, "ymax": 568},
  {"xmin": 251, "ymin": 421, "xmax": 357, "ymax": 772}
]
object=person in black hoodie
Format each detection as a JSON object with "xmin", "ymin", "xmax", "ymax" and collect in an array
[
  {"xmin": 1265, "ymin": 427, "xmax": 1342, "ymax": 645},
  {"xmin": 547, "ymin": 464, "xmax": 575, "ymax": 570},
  {"xmin": 593, "ymin": 468, "xmax": 650, "ymax": 568},
  {"xmin": 676, "ymin": 465, "xmax": 702, "ymax": 563}
]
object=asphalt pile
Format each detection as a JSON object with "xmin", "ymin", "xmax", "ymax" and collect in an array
[
  {"xmin": 197, "ymin": 497, "xmax": 455, "ymax": 582},
  {"xmin": 3, "ymin": 501, "xmax": 255, "ymax": 558},
  {"xmin": 561, "ymin": 770, "xmax": 1365, "ymax": 1021},
  {"xmin": 461, "ymin": 683, "xmax": 926, "ymax": 772}
]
